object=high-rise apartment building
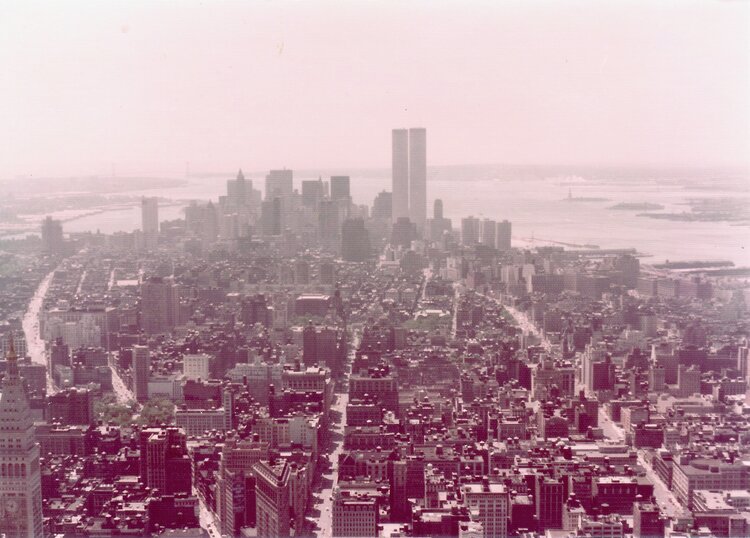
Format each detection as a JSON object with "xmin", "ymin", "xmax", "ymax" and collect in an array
[
  {"xmin": 392, "ymin": 129, "xmax": 410, "ymax": 223},
  {"xmin": 481, "ymin": 218, "xmax": 497, "ymax": 247},
  {"xmin": 133, "ymin": 345, "xmax": 151, "ymax": 402},
  {"xmin": 265, "ymin": 169, "xmax": 294, "ymax": 199},
  {"xmin": 408, "ymin": 127, "xmax": 427, "ymax": 230},
  {"xmin": 461, "ymin": 216, "xmax": 480, "ymax": 245},
  {"xmin": 0, "ymin": 337, "xmax": 44, "ymax": 538},
  {"xmin": 496, "ymin": 220, "xmax": 512, "ymax": 251}
]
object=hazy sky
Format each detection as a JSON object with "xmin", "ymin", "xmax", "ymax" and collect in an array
[{"xmin": 1, "ymin": 1, "xmax": 748, "ymax": 177}]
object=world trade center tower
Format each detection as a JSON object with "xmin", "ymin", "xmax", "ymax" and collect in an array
[
  {"xmin": 391, "ymin": 127, "xmax": 426, "ymax": 231},
  {"xmin": 408, "ymin": 127, "xmax": 426, "ymax": 230},
  {"xmin": 391, "ymin": 129, "xmax": 410, "ymax": 223}
]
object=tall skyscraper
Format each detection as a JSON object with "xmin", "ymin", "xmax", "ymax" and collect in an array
[
  {"xmin": 434, "ymin": 199, "xmax": 443, "ymax": 220},
  {"xmin": 372, "ymin": 191, "xmax": 392, "ymax": 221},
  {"xmin": 132, "ymin": 345, "xmax": 151, "ymax": 402},
  {"xmin": 140, "ymin": 276, "xmax": 180, "ymax": 334},
  {"xmin": 141, "ymin": 196, "xmax": 159, "ymax": 248},
  {"xmin": 41, "ymin": 215, "xmax": 65, "ymax": 255},
  {"xmin": 141, "ymin": 196, "xmax": 159, "ymax": 233},
  {"xmin": 461, "ymin": 216, "xmax": 480, "ymax": 245},
  {"xmin": 391, "ymin": 129, "xmax": 409, "ymax": 223},
  {"xmin": 429, "ymin": 198, "xmax": 452, "ymax": 242},
  {"xmin": 265, "ymin": 169, "xmax": 294, "ymax": 199},
  {"xmin": 139, "ymin": 427, "xmax": 191, "ymax": 495},
  {"xmin": 391, "ymin": 128, "xmax": 427, "ymax": 231},
  {"xmin": 226, "ymin": 169, "xmax": 249, "ymax": 207},
  {"xmin": 408, "ymin": 127, "xmax": 426, "ymax": 230},
  {"xmin": 0, "ymin": 336, "xmax": 44, "ymax": 538},
  {"xmin": 301, "ymin": 179, "xmax": 325, "ymax": 208},
  {"xmin": 341, "ymin": 218, "xmax": 371, "ymax": 262},
  {"xmin": 330, "ymin": 176, "xmax": 351, "ymax": 202}
]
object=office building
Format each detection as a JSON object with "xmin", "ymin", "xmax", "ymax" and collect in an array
[
  {"xmin": 47, "ymin": 387, "xmax": 94, "ymax": 425},
  {"xmin": 217, "ymin": 436, "xmax": 269, "ymax": 536},
  {"xmin": 242, "ymin": 294, "xmax": 273, "ymax": 328},
  {"xmin": 330, "ymin": 175, "xmax": 351, "ymax": 202},
  {"xmin": 633, "ymin": 502, "xmax": 663, "ymax": 538},
  {"xmin": 429, "ymin": 198, "xmax": 452, "ymax": 241},
  {"xmin": 140, "ymin": 427, "xmax": 191, "ymax": 496},
  {"xmin": 409, "ymin": 127, "xmax": 427, "ymax": 230},
  {"xmin": 175, "ymin": 408, "xmax": 228, "ymax": 436},
  {"xmin": 332, "ymin": 490, "xmax": 379, "ymax": 537},
  {"xmin": 0, "ymin": 337, "xmax": 44, "ymax": 538},
  {"xmin": 536, "ymin": 476, "xmax": 564, "ymax": 530},
  {"xmin": 496, "ymin": 220, "xmax": 512, "ymax": 251},
  {"xmin": 463, "ymin": 481, "xmax": 509, "ymax": 538},
  {"xmin": 133, "ymin": 345, "xmax": 151, "ymax": 402},
  {"xmin": 341, "ymin": 218, "xmax": 371, "ymax": 262},
  {"xmin": 140, "ymin": 276, "xmax": 180, "ymax": 334},
  {"xmin": 301, "ymin": 178, "xmax": 325, "ymax": 208},
  {"xmin": 319, "ymin": 200, "xmax": 341, "ymax": 243},
  {"xmin": 226, "ymin": 169, "xmax": 250, "ymax": 207},
  {"xmin": 254, "ymin": 459, "xmax": 291, "ymax": 538},
  {"xmin": 391, "ymin": 127, "xmax": 427, "ymax": 231},
  {"xmin": 41, "ymin": 215, "xmax": 65, "ymax": 255},
  {"xmin": 372, "ymin": 190, "xmax": 392, "ymax": 221},
  {"xmin": 738, "ymin": 344, "xmax": 749, "ymax": 381},
  {"xmin": 265, "ymin": 169, "xmax": 293, "ymax": 199},
  {"xmin": 391, "ymin": 217, "xmax": 417, "ymax": 249},
  {"xmin": 183, "ymin": 353, "xmax": 211, "ymax": 381},
  {"xmin": 392, "ymin": 129, "xmax": 410, "ymax": 222}
]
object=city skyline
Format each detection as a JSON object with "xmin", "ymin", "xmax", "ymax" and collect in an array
[{"xmin": 0, "ymin": 3, "xmax": 749, "ymax": 538}]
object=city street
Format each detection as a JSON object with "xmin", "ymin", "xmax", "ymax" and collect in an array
[
  {"xmin": 22, "ymin": 268, "xmax": 57, "ymax": 395},
  {"xmin": 108, "ymin": 359, "xmax": 136, "ymax": 405},
  {"xmin": 636, "ymin": 449, "xmax": 686, "ymax": 519},
  {"xmin": 309, "ymin": 332, "xmax": 357, "ymax": 538},
  {"xmin": 597, "ymin": 408, "xmax": 625, "ymax": 443}
]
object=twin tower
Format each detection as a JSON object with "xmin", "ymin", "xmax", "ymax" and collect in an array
[{"xmin": 392, "ymin": 128, "xmax": 426, "ymax": 231}]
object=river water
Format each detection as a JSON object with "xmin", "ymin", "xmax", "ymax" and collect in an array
[{"xmin": 24, "ymin": 165, "xmax": 750, "ymax": 265}]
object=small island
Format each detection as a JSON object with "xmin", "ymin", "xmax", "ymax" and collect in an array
[{"xmin": 609, "ymin": 202, "xmax": 665, "ymax": 211}]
